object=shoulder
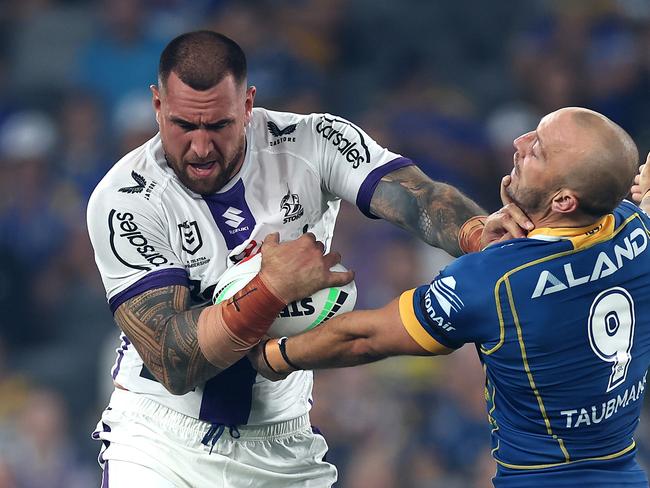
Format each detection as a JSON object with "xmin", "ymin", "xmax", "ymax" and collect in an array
[
  {"xmin": 88, "ymin": 136, "xmax": 168, "ymax": 218},
  {"xmin": 250, "ymin": 108, "xmax": 365, "ymax": 152},
  {"xmin": 445, "ymin": 238, "xmax": 562, "ymax": 284},
  {"xmin": 616, "ymin": 199, "xmax": 649, "ymax": 223}
]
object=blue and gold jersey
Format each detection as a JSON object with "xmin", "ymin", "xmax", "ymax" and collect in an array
[{"xmin": 400, "ymin": 201, "xmax": 650, "ymax": 487}]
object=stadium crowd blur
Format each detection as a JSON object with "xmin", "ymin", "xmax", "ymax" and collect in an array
[{"xmin": 0, "ymin": 0, "xmax": 649, "ymax": 486}]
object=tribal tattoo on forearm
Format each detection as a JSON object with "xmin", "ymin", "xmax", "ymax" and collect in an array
[
  {"xmin": 370, "ymin": 165, "xmax": 484, "ymax": 257},
  {"xmin": 115, "ymin": 285, "xmax": 219, "ymax": 395}
]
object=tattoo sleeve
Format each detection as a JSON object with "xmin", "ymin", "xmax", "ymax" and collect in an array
[
  {"xmin": 114, "ymin": 285, "xmax": 219, "ymax": 395},
  {"xmin": 369, "ymin": 165, "xmax": 484, "ymax": 257}
]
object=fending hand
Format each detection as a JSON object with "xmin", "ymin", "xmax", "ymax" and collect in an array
[{"xmin": 480, "ymin": 175, "xmax": 534, "ymax": 249}]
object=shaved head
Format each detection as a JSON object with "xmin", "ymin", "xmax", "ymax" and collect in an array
[
  {"xmin": 507, "ymin": 107, "xmax": 639, "ymax": 225},
  {"xmin": 560, "ymin": 108, "xmax": 639, "ymax": 218}
]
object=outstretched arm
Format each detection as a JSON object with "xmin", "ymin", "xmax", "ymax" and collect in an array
[
  {"xmin": 369, "ymin": 165, "xmax": 483, "ymax": 257},
  {"xmin": 114, "ymin": 233, "xmax": 353, "ymax": 395},
  {"xmin": 249, "ymin": 298, "xmax": 453, "ymax": 378}
]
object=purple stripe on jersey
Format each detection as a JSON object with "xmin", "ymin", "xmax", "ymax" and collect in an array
[
  {"xmin": 111, "ymin": 335, "xmax": 131, "ymax": 380},
  {"xmin": 203, "ymin": 179, "xmax": 256, "ymax": 250},
  {"xmin": 199, "ymin": 357, "xmax": 258, "ymax": 425},
  {"xmin": 101, "ymin": 460, "xmax": 109, "ymax": 488},
  {"xmin": 356, "ymin": 157, "xmax": 414, "ymax": 219},
  {"xmin": 108, "ymin": 268, "xmax": 189, "ymax": 313}
]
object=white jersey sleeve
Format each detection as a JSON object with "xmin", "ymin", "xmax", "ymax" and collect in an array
[
  {"xmin": 262, "ymin": 110, "xmax": 413, "ymax": 218},
  {"xmin": 87, "ymin": 163, "xmax": 188, "ymax": 313}
]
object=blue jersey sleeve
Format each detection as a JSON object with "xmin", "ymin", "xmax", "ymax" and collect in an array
[{"xmin": 399, "ymin": 254, "xmax": 498, "ymax": 351}]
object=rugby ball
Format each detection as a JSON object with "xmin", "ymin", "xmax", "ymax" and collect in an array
[{"xmin": 212, "ymin": 253, "xmax": 356, "ymax": 337}]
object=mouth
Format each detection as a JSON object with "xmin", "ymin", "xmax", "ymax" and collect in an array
[
  {"xmin": 187, "ymin": 160, "xmax": 217, "ymax": 178},
  {"xmin": 512, "ymin": 153, "xmax": 520, "ymax": 176}
]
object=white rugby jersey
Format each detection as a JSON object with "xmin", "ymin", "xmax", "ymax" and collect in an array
[{"xmin": 87, "ymin": 107, "xmax": 412, "ymax": 425}]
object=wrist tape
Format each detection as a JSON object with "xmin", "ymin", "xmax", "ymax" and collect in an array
[
  {"xmin": 458, "ymin": 215, "xmax": 487, "ymax": 254},
  {"xmin": 197, "ymin": 274, "xmax": 286, "ymax": 370}
]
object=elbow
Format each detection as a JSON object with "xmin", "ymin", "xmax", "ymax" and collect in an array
[
  {"xmin": 161, "ymin": 382, "xmax": 195, "ymax": 396},
  {"xmin": 154, "ymin": 370, "xmax": 197, "ymax": 396},
  {"xmin": 164, "ymin": 382, "xmax": 194, "ymax": 396},
  {"xmin": 349, "ymin": 337, "xmax": 386, "ymax": 363}
]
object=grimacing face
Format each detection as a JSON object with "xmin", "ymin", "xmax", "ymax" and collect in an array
[
  {"xmin": 151, "ymin": 72, "xmax": 255, "ymax": 195},
  {"xmin": 506, "ymin": 111, "xmax": 573, "ymax": 215}
]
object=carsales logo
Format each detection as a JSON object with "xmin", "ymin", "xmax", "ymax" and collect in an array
[
  {"xmin": 316, "ymin": 116, "xmax": 371, "ymax": 168},
  {"xmin": 109, "ymin": 210, "xmax": 170, "ymax": 270}
]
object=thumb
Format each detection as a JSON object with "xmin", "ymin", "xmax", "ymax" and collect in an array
[
  {"xmin": 501, "ymin": 175, "xmax": 513, "ymax": 206},
  {"xmin": 262, "ymin": 232, "xmax": 280, "ymax": 251}
]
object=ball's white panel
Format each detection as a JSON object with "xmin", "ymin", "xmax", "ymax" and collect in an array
[{"xmin": 212, "ymin": 253, "xmax": 357, "ymax": 336}]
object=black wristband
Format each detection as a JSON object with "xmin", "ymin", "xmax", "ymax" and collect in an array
[
  {"xmin": 277, "ymin": 336, "xmax": 302, "ymax": 371},
  {"xmin": 261, "ymin": 339, "xmax": 281, "ymax": 374}
]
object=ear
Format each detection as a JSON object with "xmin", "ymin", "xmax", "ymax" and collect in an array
[
  {"xmin": 150, "ymin": 84, "xmax": 161, "ymax": 124},
  {"xmin": 244, "ymin": 86, "xmax": 256, "ymax": 125},
  {"xmin": 551, "ymin": 190, "xmax": 579, "ymax": 214}
]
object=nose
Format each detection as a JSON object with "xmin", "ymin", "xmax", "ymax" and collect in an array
[
  {"xmin": 190, "ymin": 129, "xmax": 214, "ymax": 160},
  {"xmin": 513, "ymin": 131, "xmax": 534, "ymax": 151},
  {"xmin": 512, "ymin": 130, "xmax": 534, "ymax": 149}
]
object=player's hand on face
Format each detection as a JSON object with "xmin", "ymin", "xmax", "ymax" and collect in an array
[
  {"xmin": 259, "ymin": 232, "xmax": 354, "ymax": 303},
  {"xmin": 480, "ymin": 175, "xmax": 534, "ymax": 248},
  {"xmin": 630, "ymin": 153, "xmax": 650, "ymax": 203},
  {"xmin": 247, "ymin": 339, "xmax": 289, "ymax": 382}
]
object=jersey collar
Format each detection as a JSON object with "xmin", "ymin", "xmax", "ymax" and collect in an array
[{"xmin": 528, "ymin": 214, "xmax": 615, "ymax": 249}]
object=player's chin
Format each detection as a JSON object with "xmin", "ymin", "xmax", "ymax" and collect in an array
[{"xmin": 183, "ymin": 170, "xmax": 225, "ymax": 195}]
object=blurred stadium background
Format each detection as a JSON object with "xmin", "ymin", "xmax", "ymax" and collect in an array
[{"xmin": 0, "ymin": 0, "xmax": 649, "ymax": 486}]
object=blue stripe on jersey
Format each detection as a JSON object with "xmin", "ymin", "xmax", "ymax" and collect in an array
[
  {"xmin": 108, "ymin": 268, "xmax": 189, "ymax": 313},
  {"xmin": 199, "ymin": 358, "xmax": 257, "ymax": 425},
  {"xmin": 203, "ymin": 179, "xmax": 256, "ymax": 250},
  {"xmin": 356, "ymin": 157, "xmax": 413, "ymax": 218}
]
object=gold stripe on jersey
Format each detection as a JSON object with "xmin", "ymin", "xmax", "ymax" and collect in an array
[
  {"xmin": 528, "ymin": 214, "xmax": 615, "ymax": 249},
  {"xmin": 398, "ymin": 289, "xmax": 449, "ymax": 353},
  {"xmin": 494, "ymin": 440, "xmax": 636, "ymax": 470},
  {"xmin": 481, "ymin": 212, "xmax": 642, "ymax": 356},
  {"xmin": 483, "ymin": 211, "xmax": 645, "ymax": 465}
]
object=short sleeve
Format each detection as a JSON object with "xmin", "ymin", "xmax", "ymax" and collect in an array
[
  {"xmin": 306, "ymin": 114, "xmax": 413, "ymax": 218},
  {"xmin": 398, "ymin": 259, "xmax": 492, "ymax": 351},
  {"xmin": 86, "ymin": 186, "xmax": 188, "ymax": 313}
]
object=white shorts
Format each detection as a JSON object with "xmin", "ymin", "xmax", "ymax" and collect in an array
[{"xmin": 92, "ymin": 389, "xmax": 337, "ymax": 488}]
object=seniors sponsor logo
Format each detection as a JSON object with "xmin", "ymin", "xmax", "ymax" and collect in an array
[
  {"xmin": 423, "ymin": 276, "xmax": 463, "ymax": 332},
  {"xmin": 109, "ymin": 210, "xmax": 170, "ymax": 270},
  {"xmin": 316, "ymin": 116, "xmax": 371, "ymax": 168}
]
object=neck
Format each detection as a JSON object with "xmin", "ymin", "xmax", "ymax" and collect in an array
[{"xmin": 530, "ymin": 211, "xmax": 601, "ymax": 231}]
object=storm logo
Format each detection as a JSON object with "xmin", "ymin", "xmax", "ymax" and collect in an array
[{"xmin": 280, "ymin": 188, "xmax": 304, "ymax": 224}]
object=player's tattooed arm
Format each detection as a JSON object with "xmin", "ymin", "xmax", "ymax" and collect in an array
[
  {"xmin": 114, "ymin": 285, "xmax": 219, "ymax": 395},
  {"xmin": 370, "ymin": 165, "xmax": 484, "ymax": 257}
]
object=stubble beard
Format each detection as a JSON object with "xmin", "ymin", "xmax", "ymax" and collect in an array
[
  {"xmin": 506, "ymin": 183, "xmax": 547, "ymax": 216},
  {"xmin": 163, "ymin": 139, "xmax": 246, "ymax": 196}
]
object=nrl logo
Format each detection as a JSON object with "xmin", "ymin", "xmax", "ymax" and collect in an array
[
  {"xmin": 178, "ymin": 220, "xmax": 203, "ymax": 255},
  {"xmin": 280, "ymin": 187, "xmax": 304, "ymax": 224}
]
